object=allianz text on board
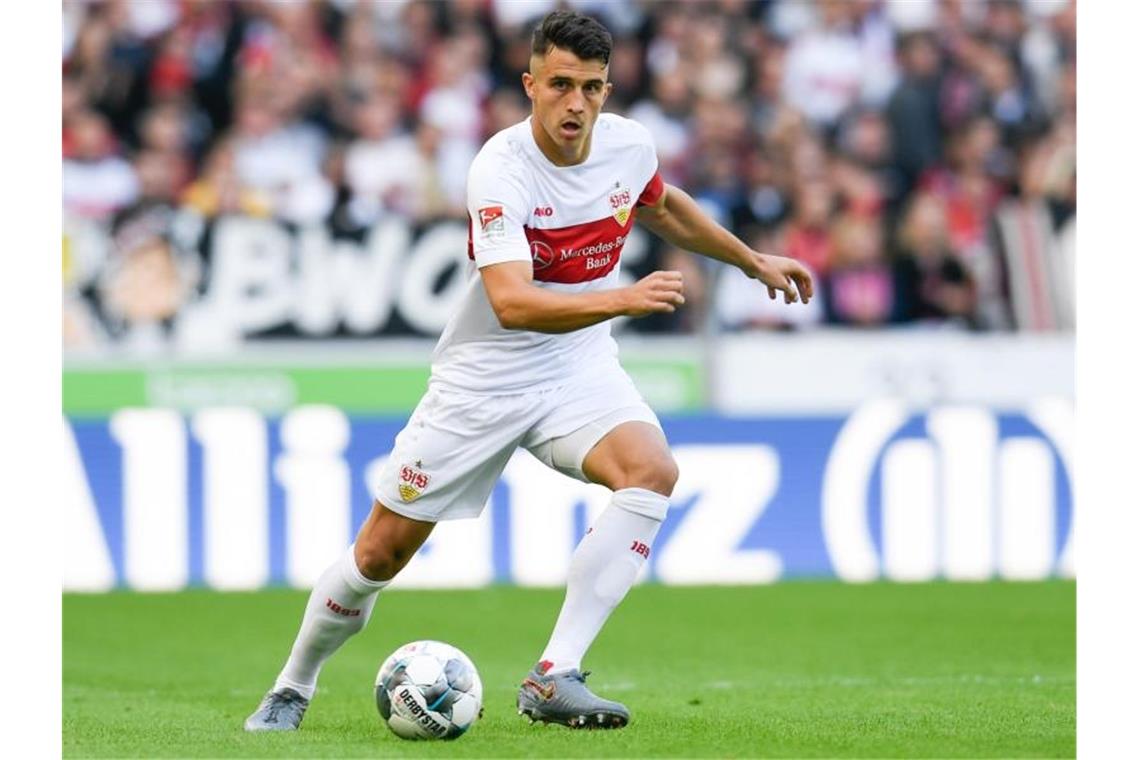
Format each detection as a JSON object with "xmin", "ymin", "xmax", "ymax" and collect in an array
[{"xmin": 65, "ymin": 401, "xmax": 1073, "ymax": 591}]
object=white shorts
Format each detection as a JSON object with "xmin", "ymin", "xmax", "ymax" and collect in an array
[{"xmin": 374, "ymin": 368, "xmax": 661, "ymax": 521}]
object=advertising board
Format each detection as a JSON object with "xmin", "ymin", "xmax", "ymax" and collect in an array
[{"xmin": 65, "ymin": 400, "xmax": 1073, "ymax": 591}]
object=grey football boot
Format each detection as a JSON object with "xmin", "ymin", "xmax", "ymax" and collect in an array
[
  {"xmin": 243, "ymin": 687, "xmax": 310, "ymax": 732},
  {"xmin": 517, "ymin": 662, "xmax": 630, "ymax": 729}
]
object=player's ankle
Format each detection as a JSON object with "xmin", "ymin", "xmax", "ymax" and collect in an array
[
  {"xmin": 273, "ymin": 676, "xmax": 316, "ymax": 701},
  {"xmin": 536, "ymin": 658, "xmax": 579, "ymax": 676}
]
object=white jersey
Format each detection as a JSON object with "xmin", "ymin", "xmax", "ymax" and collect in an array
[{"xmin": 429, "ymin": 113, "xmax": 665, "ymax": 394}]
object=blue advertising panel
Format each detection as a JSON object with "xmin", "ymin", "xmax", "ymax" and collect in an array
[{"xmin": 65, "ymin": 402, "xmax": 1073, "ymax": 591}]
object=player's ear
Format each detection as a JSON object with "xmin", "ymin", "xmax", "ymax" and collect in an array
[
  {"xmin": 601, "ymin": 81, "xmax": 613, "ymax": 104},
  {"xmin": 522, "ymin": 71, "xmax": 535, "ymax": 101}
]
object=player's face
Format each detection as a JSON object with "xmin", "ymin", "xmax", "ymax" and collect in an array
[{"xmin": 523, "ymin": 46, "xmax": 612, "ymax": 165}]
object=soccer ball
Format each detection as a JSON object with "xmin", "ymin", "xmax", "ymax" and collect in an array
[{"xmin": 374, "ymin": 640, "xmax": 483, "ymax": 740}]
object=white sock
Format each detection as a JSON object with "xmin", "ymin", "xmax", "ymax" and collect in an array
[
  {"xmin": 538, "ymin": 487, "xmax": 668, "ymax": 675},
  {"xmin": 273, "ymin": 545, "xmax": 388, "ymax": 699}
]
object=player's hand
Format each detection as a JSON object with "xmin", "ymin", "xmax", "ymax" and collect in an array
[
  {"xmin": 745, "ymin": 252, "xmax": 814, "ymax": 305},
  {"xmin": 622, "ymin": 270, "xmax": 685, "ymax": 317}
]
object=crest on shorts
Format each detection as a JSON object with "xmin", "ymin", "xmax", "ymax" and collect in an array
[
  {"xmin": 398, "ymin": 463, "xmax": 430, "ymax": 502},
  {"xmin": 608, "ymin": 182, "xmax": 632, "ymax": 226}
]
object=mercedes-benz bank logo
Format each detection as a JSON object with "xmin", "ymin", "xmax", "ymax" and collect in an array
[
  {"xmin": 530, "ymin": 240, "xmax": 554, "ymax": 270},
  {"xmin": 822, "ymin": 399, "xmax": 1074, "ymax": 582}
]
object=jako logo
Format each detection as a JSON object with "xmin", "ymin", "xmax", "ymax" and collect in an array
[
  {"xmin": 534, "ymin": 206, "xmax": 554, "ymax": 217},
  {"xmin": 821, "ymin": 399, "xmax": 1074, "ymax": 582}
]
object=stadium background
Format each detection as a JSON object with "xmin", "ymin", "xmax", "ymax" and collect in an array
[
  {"xmin": 63, "ymin": 0, "xmax": 1074, "ymax": 592},
  {"xmin": 59, "ymin": 1, "xmax": 1077, "ymax": 756}
]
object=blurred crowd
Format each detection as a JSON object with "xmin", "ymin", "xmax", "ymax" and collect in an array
[{"xmin": 63, "ymin": 0, "xmax": 1076, "ymax": 350}]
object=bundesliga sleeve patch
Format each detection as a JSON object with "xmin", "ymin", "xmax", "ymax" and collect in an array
[{"xmin": 477, "ymin": 206, "xmax": 505, "ymax": 238}]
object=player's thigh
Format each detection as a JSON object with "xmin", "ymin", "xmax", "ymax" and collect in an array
[
  {"xmin": 580, "ymin": 419, "xmax": 678, "ymax": 495},
  {"xmin": 374, "ymin": 387, "xmax": 534, "ymax": 522},
  {"xmin": 524, "ymin": 368, "xmax": 676, "ymax": 492}
]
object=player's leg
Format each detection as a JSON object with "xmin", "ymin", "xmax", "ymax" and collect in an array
[
  {"xmin": 247, "ymin": 386, "xmax": 534, "ymax": 731},
  {"xmin": 244, "ymin": 502, "xmax": 434, "ymax": 731},
  {"xmin": 272, "ymin": 503, "xmax": 435, "ymax": 696},
  {"xmin": 519, "ymin": 405, "xmax": 675, "ymax": 728},
  {"xmin": 536, "ymin": 420, "xmax": 674, "ymax": 676}
]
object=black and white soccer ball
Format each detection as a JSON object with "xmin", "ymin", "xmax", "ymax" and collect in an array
[{"xmin": 375, "ymin": 640, "xmax": 483, "ymax": 740}]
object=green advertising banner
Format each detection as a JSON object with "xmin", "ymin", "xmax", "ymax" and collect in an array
[{"xmin": 63, "ymin": 358, "xmax": 705, "ymax": 418}]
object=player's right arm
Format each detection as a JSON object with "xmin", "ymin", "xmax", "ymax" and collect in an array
[
  {"xmin": 467, "ymin": 140, "xmax": 682, "ymax": 334},
  {"xmin": 480, "ymin": 261, "xmax": 684, "ymax": 334}
]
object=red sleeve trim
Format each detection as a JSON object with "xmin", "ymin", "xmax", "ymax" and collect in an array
[
  {"xmin": 466, "ymin": 214, "xmax": 474, "ymax": 259},
  {"xmin": 636, "ymin": 170, "xmax": 665, "ymax": 207}
]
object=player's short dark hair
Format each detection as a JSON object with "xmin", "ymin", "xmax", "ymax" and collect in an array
[{"xmin": 532, "ymin": 10, "xmax": 612, "ymax": 65}]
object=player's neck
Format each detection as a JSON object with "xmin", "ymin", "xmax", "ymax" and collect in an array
[{"xmin": 530, "ymin": 117, "xmax": 591, "ymax": 167}]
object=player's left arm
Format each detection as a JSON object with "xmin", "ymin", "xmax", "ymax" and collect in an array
[{"xmin": 637, "ymin": 182, "xmax": 813, "ymax": 304}]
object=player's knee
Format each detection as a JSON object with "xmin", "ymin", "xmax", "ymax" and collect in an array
[
  {"xmin": 654, "ymin": 456, "xmax": 680, "ymax": 496},
  {"xmin": 354, "ymin": 543, "xmax": 403, "ymax": 582},
  {"xmin": 625, "ymin": 455, "xmax": 679, "ymax": 497}
]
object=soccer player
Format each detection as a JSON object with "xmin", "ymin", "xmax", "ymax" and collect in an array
[{"xmin": 245, "ymin": 10, "xmax": 812, "ymax": 732}]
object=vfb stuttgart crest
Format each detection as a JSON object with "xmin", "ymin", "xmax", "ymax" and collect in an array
[
  {"xmin": 609, "ymin": 182, "xmax": 632, "ymax": 226},
  {"xmin": 398, "ymin": 463, "xmax": 430, "ymax": 502}
]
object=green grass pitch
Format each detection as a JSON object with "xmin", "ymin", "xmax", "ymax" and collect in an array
[{"xmin": 64, "ymin": 582, "xmax": 1074, "ymax": 758}]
